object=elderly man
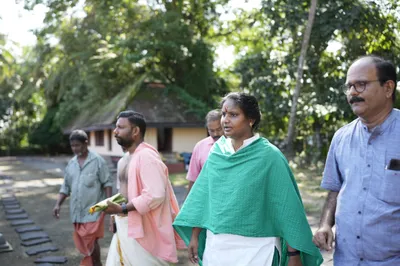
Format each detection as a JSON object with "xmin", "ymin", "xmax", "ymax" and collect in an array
[
  {"xmin": 53, "ymin": 129, "xmax": 112, "ymax": 266},
  {"xmin": 186, "ymin": 109, "xmax": 223, "ymax": 194},
  {"xmin": 313, "ymin": 55, "xmax": 400, "ymax": 265}
]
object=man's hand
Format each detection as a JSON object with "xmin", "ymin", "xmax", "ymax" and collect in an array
[
  {"xmin": 103, "ymin": 201, "xmax": 122, "ymax": 215},
  {"xmin": 314, "ymin": 191, "xmax": 337, "ymax": 251},
  {"xmin": 188, "ymin": 236, "xmax": 199, "ymax": 264},
  {"xmin": 313, "ymin": 225, "xmax": 334, "ymax": 251},
  {"xmin": 52, "ymin": 204, "xmax": 60, "ymax": 219},
  {"xmin": 53, "ymin": 193, "xmax": 67, "ymax": 220}
]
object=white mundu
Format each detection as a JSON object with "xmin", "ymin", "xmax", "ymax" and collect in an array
[
  {"xmin": 107, "ymin": 153, "xmax": 168, "ymax": 266},
  {"xmin": 202, "ymin": 134, "xmax": 280, "ymax": 266},
  {"xmin": 106, "ymin": 216, "xmax": 169, "ymax": 266}
]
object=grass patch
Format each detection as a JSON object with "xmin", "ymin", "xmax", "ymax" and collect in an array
[
  {"xmin": 292, "ymin": 168, "xmax": 326, "ymax": 193},
  {"xmin": 303, "ymin": 202, "xmax": 323, "ymax": 215},
  {"xmin": 168, "ymin": 168, "xmax": 325, "ymax": 191},
  {"xmin": 292, "ymin": 167, "xmax": 327, "ymax": 217},
  {"xmin": 169, "ymin": 173, "xmax": 189, "ymax": 187}
]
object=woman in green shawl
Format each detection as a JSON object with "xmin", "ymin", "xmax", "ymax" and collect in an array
[{"xmin": 173, "ymin": 92, "xmax": 323, "ymax": 266}]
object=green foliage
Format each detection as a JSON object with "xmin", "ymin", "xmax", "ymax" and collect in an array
[
  {"xmin": 0, "ymin": 0, "xmax": 231, "ymax": 152},
  {"xmin": 166, "ymin": 85, "xmax": 210, "ymax": 118},
  {"xmin": 2, "ymin": 0, "xmax": 400, "ymax": 159},
  {"xmin": 0, "ymin": 35, "xmax": 46, "ymax": 151},
  {"xmin": 18, "ymin": 0, "xmax": 227, "ymax": 130},
  {"xmin": 29, "ymin": 107, "xmax": 64, "ymax": 148},
  {"xmin": 231, "ymin": 0, "xmax": 400, "ymax": 160}
]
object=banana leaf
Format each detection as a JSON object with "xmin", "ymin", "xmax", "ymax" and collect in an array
[{"xmin": 89, "ymin": 193, "xmax": 127, "ymax": 214}]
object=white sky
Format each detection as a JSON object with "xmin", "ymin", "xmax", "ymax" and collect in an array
[
  {"xmin": 0, "ymin": 0, "xmax": 261, "ymax": 67},
  {"xmin": 215, "ymin": 0, "xmax": 261, "ymax": 68},
  {"xmin": 0, "ymin": 0, "xmax": 48, "ymax": 46}
]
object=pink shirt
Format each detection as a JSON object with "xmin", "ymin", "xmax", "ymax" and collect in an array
[
  {"xmin": 127, "ymin": 142, "xmax": 185, "ymax": 263},
  {"xmin": 186, "ymin": 136, "xmax": 215, "ymax": 182}
]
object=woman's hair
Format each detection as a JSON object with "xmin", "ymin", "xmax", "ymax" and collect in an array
[{"xmin": 220, "ymin": 92, "xmax": 261, "ymax": 130}]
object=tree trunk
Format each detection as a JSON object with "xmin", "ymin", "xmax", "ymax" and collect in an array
[
  {"xmin": 313, "ymin": 121, "xmax": 322, "ymax": 168},
  {"xmin": 284, "ymin": 0, "xmax": 318, "ymax": 158}
]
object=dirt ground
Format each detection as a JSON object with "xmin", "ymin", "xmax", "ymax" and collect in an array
[{"xmin": 0, "ymin": 156, "xmax": 333, "ymax": 266}]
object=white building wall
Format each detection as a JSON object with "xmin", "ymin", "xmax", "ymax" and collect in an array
[
  {"xmin": 172, "ymin": 128, "xmax": 207, "ymax": 153},
  {"xmin": 145, "ymin": 127, "xmax": 158, "ymax": 150},
  {"xmin": 88, "ymin": 127, "xmax": 158, "ymax": 157}
]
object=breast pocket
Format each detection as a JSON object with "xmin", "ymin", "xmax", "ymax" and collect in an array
[
  {"xmin": 380, "ymin": 153, "xmax": 400, "ymax": 204},
  {"xmin": 82, "ymin": 173, "xmax": 98, "ymax": 187}
]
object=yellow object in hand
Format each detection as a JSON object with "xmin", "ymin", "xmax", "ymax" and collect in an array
[{"xmin": 89, "ymin": 193, "xmax": 127, "ymax": 214}]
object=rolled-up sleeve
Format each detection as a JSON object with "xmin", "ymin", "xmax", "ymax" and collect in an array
[
  {"xmin": 321, "ymin": 133, "xmax": 343, "ymax": 192},
  {"xmin": 131, "ymin": 161, "xmax": 167, "ymax": 215},
  {"xmin": 98, "ymin": 158, "xmax": 112, "ymax": 188}
]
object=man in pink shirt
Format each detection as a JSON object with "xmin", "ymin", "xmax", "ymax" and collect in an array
[
  {"xmin": 186, "ymin": 109, "xmax": 223, "ymax": 194},
  {"xmin": 104, "ymin": 110, "xmax": 185, "ymax": 266}
]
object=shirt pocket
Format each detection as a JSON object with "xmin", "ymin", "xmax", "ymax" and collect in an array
[
  {"xmin": 379, "ymin": 153, "xmax": 400, "ymax": 204},
  {"xmin": 82, "ymin": 172, "xmax": 98, "ymax": 187}
]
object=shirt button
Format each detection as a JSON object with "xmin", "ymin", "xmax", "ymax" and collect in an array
[
  {"xmin": 358, "ymin": 211, "xmax": 361, "ymax": 214},
  {"xmin": 363, "ymin": 187, "xmax": 367, "ymax": 191},
  {"xmin": 360, "ymin": 258, "xmax": 364, "ymax": 261},
  {"xmin": 357, "ymin": 236, "xmax": 360, "ymax": 239},
  {"xmin": 367, "ymin": 164, "xmax": 370, "ymax": 167}
]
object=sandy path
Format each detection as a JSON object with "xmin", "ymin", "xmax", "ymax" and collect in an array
[{"xmin": 0, "ymin": 156, "xmax": 332, "ymax": 266}]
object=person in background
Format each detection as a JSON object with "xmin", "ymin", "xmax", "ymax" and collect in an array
[
  {"xmin": 53, "ymin": 129, "xmax": 112, "ymax": 266},
  {"xmin": 186, "ymin": 109, "xmax": 223, "ymax": 195}
]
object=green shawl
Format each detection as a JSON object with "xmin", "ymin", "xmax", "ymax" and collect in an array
[{"xmin": 173, "ymin": 136, "xmax": 323, "ymax": 266}]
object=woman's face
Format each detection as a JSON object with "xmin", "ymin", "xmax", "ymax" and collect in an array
[{"xmin": 221, "ymin": 98, "xmax": 253, "ymax": 140}]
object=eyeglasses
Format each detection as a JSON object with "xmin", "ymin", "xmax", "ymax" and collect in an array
[{"xmin": 341, "ymin": 80, "xmax": 382, "ymax": 95}]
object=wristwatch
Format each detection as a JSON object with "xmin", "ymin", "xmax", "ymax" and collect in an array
[{"xmin": 121, "ymin": 203, "xmax": 128, "ymax": 215}]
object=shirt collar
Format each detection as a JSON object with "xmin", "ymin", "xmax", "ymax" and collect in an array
[
  {"xmin": 207, "ymin": 136, "xmax": 217, "ymax": 145},
  {"xmin": 73, "ymin": 150, "xmax": 94, "ymax": 167},
  {"xmin": 360, "ymin": 108, "xmax": 397, "ymax": 135},
  {"xmin": 242, "ymin": 133, "xmax": 260, "ymax": 148}
]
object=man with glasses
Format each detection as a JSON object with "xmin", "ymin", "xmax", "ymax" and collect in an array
[
  {"xmin": 186, "ymin": 109, "xmax": 224, "ymax": 195},
  {"xmin": 313, "ymin": 55, "xmax": 399, "ymax": 265}
]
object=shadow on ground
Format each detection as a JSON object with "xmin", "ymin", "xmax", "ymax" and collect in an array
[
  {"xmin": 0, "ymin": 156, "xmax": 333, "ymax": 266},
  {"xmin": 0, "ymin": 157, "xmax": 190, "ymax": 266}
]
